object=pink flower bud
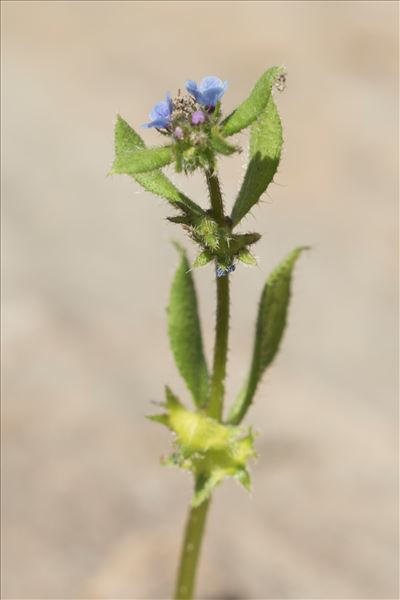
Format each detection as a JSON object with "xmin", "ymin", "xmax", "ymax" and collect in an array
[
  {"xmin": 174, "ymin": 126, "xmax": 184, "ymax": 139},
  {"xmin": 191, "ymin": 111, "xmax": 206, "ymax": 125}
]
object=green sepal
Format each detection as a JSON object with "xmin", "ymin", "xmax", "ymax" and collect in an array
[
  {"xmin": 212, "ymin": 101, "xmax": 222, "ymax": 121},
  {"xmin": 237, "ymin": 249, "xmax": 257, "ymax": 266},
  {"xmin": 112, "ymin": 115, "xmax": 204, "ymax": 216},
  {"xmin": 192, "ymin": 216, "xmax": 221, "ymax": 251},
  {"xmin": 210, "ymin": 127, "xmax": 239, "ymax": 156},
  {"xmin": 228, "ymin": 246, "xmax": 309, "ymax": 425},
  {"xmin": 167, "ymin": 244, "xmax": 209, "ymax": 407},
  {"xmin": 231, "ymin": 95, "xmax": 283, "ymax": 226},
  {"xmin": 148, "ymin": 413, "xmax": 170, "ymax": 426},
  {"xmin": 166, "ymin": 215, "xmax": 193, "ymax": 225},
  {"xmin": 151, "ymin": 387, "xmax": 257, "ymax": 507},
  {"xmin": 193, "ymin": 250, "xmax": 214, "ymax": 268},
  {"xmin": 229, "ymin": 232, "xmax": 261, "ymax": 254},
  {"xmin": 221, "ymin": 66, "xmax": 285, "ymax": 137}
]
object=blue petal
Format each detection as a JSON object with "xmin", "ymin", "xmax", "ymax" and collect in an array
[
  {"xmin": 165, "ymin": 92, "xmax": 173, "ymax": 114},
  {"xmin": 199, "ymin": 78, "xmax": 228, "ymax": 106},
  {"xmin": 185, "ymin": 80, "xmax": 201, "ymax": 102},
  {"xmin": 142, "ymin": 117, "xmax": 170, "ymax": 128},
  {"xmin": 186, "ymin": 76, "xmax": 228, "ymax": 107},
  {"xmin": 150, "ymin": 101, "xmax": 170, "ymax": 121},
  {"xmin": 199, "ymin": 76, "xmax": 225, "ymax": 92},
  {"xmin": 216, "ymin": 266, "xmax": 227, "ymax": 278},
  {"xmin": 143, "ymin": 93, "xmax": 173, "ymax": 128}
]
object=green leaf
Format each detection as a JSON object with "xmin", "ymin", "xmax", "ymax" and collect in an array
[
  {"xmin": 112, "ymin": 143, "xmax": 174, "ymax": 174},
  {"xmin": 228, "ymin": 247, "xmax": 308, "ymax": 425},
  {"xmin": 112, "ymin": 116, "xmax": 204, "ymax": 216},
  {"xmin": 167, "ymin": 244, "xmax": 209, "ymax": 407},
  {"xmin": 221, "ymin": 66, "xmax": 285, "ymax": 137},
  {"xmin": 150, "ymin": 387, "xmax": 256, "ymax": 506},
  {"xmin": 231, "ymin": 95, "xmax": 283, "ymax": 226}
]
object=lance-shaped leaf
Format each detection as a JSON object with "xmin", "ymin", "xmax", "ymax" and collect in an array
[
  {"xmin": 149, "ymin": 387, "xmax": 256, "ymax": 507},
  {"xmin": 221, "ymin": 66, "xmax": 285, "ymax": 137},
  {"xmin": 112, "ymin": 143, "xmax": 174, "ymax": 174},
  {"xmin": 231, "ymin": 96, "xmax": 282, "ymax": 226},
  {"xmin": 228, "ymin": 247, "xmax": 308, "ymax": 425},
  {"xmin": 112, "ymin": 116, "xmax": 204, "ymax": 216},
  {"xmin": 167, "ymin": 244, "xmax": 209, "ymax": 407}
]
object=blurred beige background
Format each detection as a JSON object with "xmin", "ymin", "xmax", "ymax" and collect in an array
[{"xmin": 2, "ymin": 1, "xmax": 398, "ymax": 599}]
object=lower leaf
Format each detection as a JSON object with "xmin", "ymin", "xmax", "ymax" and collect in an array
[{"xmin": 228, "ymin": 246, "xmax": 309, "ymax": 425}]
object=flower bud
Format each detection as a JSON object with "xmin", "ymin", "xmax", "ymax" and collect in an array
[
  {"xmin": 174, "ymin": 126, "xmax": 184, "ymax": 139},
  {"xmin": 191, "ymin": 111, "xmax": 206, "ymax": 125}
]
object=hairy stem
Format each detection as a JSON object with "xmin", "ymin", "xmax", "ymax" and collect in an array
[
  {"xmin": 174, "ymin": 171, "xmax": 231, "ymax": 599},
  {"xmin": 174, "ymin": 498, "xmax": 210, "ymax": 600},
  {"xmin": 205, "ymin": 169, "xmax": 224, "ymax": 225},
  {"xmin": 208, "ymin": 274, "xmax": 230, "ymax": 420},
  {"xmin": 206, "ymin": 169, "xmax": 230, "ymax": 420}
]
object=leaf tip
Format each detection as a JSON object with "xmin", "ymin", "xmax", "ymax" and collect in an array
[{"xmin": 171, "ymin": 240, "xmax": 184, "ymax": 254}]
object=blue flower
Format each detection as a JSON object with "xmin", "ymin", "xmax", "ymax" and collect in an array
[
  {"xmin": 143, "ymin": 93, "xmax": 173, "ymax": 129},
  {"xmin": 185, "ymin": 76, "xmax": 228, "ymax": 108},
  {"xmin": 216, "ymin": 263, "xmax": 236, "ymax": 278}
]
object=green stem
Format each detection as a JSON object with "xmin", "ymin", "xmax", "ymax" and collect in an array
[
  {"xmin": 174, "ymin": 498, "xmax": 210, "ymax": 600},
  {"xmin": 206, "ymin": 169, "xmax": 230, "ymax": 421},
  {"xmin": 174, "ymin": 170, "xmax": 231, "ymax": 599},
  {"xmin": 205, "ymin": 169, "xmax": 224, "ymax": 225},
  {"xmin": 208, "ymin": 274, "xmax": 230, "ymax": 420}
]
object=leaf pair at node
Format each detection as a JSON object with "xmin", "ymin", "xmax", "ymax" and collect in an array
[
  {"xmin": 149, "ymin": 387, "xmax": 256, "ymax": 507},
  {"xmin": 167, "ymin": 243, "xmax": 308, "ymax": 420}
]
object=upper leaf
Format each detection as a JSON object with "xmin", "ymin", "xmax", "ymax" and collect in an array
[
  {"xmin": 231, "ymin": 95, "xmax": 283, "ymax": 226},
  {"xmin": 112, "ymin": 116, "xmax": 204, "ymax": 216},
  {"xmin": 112, "ymin": 145, "xmax": 174, "ymax": 174},
  {"xmin": 221, "ymin": 66, "xmax": 285, "ymax": 137},
  {"xmin": 167, "ymin": 244, "xmax": 209, "ymax": 407},
  {"xmin": 150, "ymin": 387, "xmax": 256, "ymax": 506},
  {"xmin": 228, "ymin": 247, "xmax": 308, "ymax": 425}
]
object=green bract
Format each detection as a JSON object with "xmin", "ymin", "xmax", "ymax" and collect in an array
[{"xmin": 150, "ymin": 388, "xmax": 256, "ymax": 507}]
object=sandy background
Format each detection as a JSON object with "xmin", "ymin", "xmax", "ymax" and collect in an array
[{"xmin": 2, "ymin": 1, "xmax": 399, "ymax": 599}]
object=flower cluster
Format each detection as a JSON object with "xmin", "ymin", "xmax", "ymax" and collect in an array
[
  {"xmin": 144, "ymin": 76, "xmax": 228, "ymax": 130},
  {"xmin": 114, "ymin": 67, "xmax": 287, "ymax": 278},
  {"xmin": 143, "ymin": 76, "xmax": 233, "ymax": 174}
]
